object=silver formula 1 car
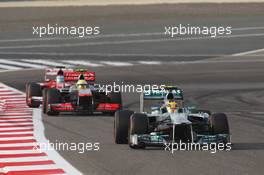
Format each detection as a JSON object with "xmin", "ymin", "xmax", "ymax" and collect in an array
[{"xmin": 114, "ymin": 86, "xmax": 230, "ymax": 149}]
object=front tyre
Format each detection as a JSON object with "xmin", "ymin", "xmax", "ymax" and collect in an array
[
  {"xmin": 129, "ymin": 113, "xmax": 149, "ymax": 149},
  {"xmin": 114, "ymin": 110, "xmax": 134, "ymax": 144},
  {"xmin": 46, "ymin": 88, "xmax": 61, "ymax": 116},
  {"xmin": 209, "ymin": 113, "xmax": 230, "ymax": 135},
  {"xmin": 26, "ymin": 83, "xmax": 42, "ymax": 108}
]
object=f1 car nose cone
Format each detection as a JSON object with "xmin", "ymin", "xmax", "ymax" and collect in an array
[{"xmin": 170, "ymin": 113, "xmax": 191, "ymax": 125}]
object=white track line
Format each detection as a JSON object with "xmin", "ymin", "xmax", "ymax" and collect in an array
[
  {"xmin": 62, "ymin": 60, "xmax": 103, "ymax": 67},
  {"xmin": 138, "ymin": 61, "xmax": 162, "ymax": 65},
  {"xmin": 0, "ymin": 113, "xmax": 31, "ymax": 119},
  {"xmin": 0, "ymin": 131, "xmax": 33, "ymax": 135},
  {"xmin": 4, "ymin": 164, "xmax": 62, "ymax": 172},
  {"xmin": 0, "ymin": 156, "xmax": 49, "ymax": 163},
  {"xmin": 0, "ymin": 112, "xmax": 32, "ymax": 115},
  {"xmin": 232, "ymin": 48, "xmax": 264, "ymax": 56},
  {"xmin": 0, "ymin": 117, "xmax": 33, "ymax": 123},
  {"xmin": 0, "ymin": 32, "xmax": 162, "ymax": 43},
  {"xmin": 2, "ymin": 108, "xmax": 30, "ymax": 111},
  {"xmin": 1, "ymin": 33, "xmax": 264, "ymax": 49},
  {"xmin": 0, "ymin": 119, "xmax": 33, "ymax": 122},
  {"xmin": 1, "ymin": 52, "xmax": 263, "ymax": 58},
  {"xmin": 0, "ymin": 116, "xmax": 32, "ymax": 119},
  {"xmin": 0, "ymin": 94, "xmax": 25, "ymax": 97},
  {"xmin": 0, "ymin": 122, "xmax": 32, "ymax": 126},
  {"xmin": 0, "ymin": 59, "xmax": 47, "ymax": 69},
  {"xmin": 22, "ymin": 59, "xmax": 73, "ymax": 67},
  {"xmin": 0, "ymin": 92, "xmax": 21, "ymax": 94},
  {"xmin": 4, "ymin": 103, "xmax": 27, "ymax": 106},
  {"xmin": 0, "ymin": 137, "xmax": 34, "ymax": 141},
  {"xmin": 0, "ymin": 91, "xmax": 20, "ymax": 95},
  {"xmin": 0, "ymin": 149, "xmax": 42, "ymax": 154},
  {"xmin": 232, "ymin": 26, "xmax": 264, "ymax": 31},
  {"xmin": 0, "ymin": 122, "xmax": 33, "ymax": 127},
  {"xmin": 0, "ymin": 64, "xmax": 21, "ymax": 70},
  {"xmin": 0, "ymin": 143, "xmax": 36, "ymax": 147},
  {"xmin": 0, "ymin": 26, "xmax": 264, "ymax": 43},
  {"xmin": 1, "ymin": 93, "xmax": 25, "ymax": 96},
  {"xmin": 101, "ymin": 61, "xmax": 133, "ymax": 66},
  {"xmin": 4, "ymin": 102, "xmax": 30, "ymax": 105},
  {"xmin": 0, "ymin": 52, "xmax": 238, "ymax": 57},
  {"xmin": 0, "ymin": 127, "xmax": 34, "ymax": 131},
  {"xmin": 0, "ymin": 97, "xmax": 26, "ymax": 100}
]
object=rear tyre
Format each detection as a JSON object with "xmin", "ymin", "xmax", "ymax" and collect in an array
[
  {"xmin": 42, "ymin": 89, "xmax": 47, "ymax": 114},
  {"xmin": 108, "ymin": 92, "xmax": 122, "ymax": 109},
  {"xmin": 114, "ymin": 110, "xmax": 134, "ymax": 144},
  {"xmin": 46, "ymin": 88, "xmax": 61, "ymax": 116},
  {"xmin": 209, "ymin": 113, "xmax": 230, "ymax": 134},
  {"xmin": 26, "ymin": 83, "xmax": 42, "ymax": 108},
  {"xmin": 129, "ymin": 113, "xmax": 149, "ymax": 149}
]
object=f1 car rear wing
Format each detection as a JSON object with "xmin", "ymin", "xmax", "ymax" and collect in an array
[
  {"xmin": 142, "ymin": 86, "xmax": 183, "ymax": 100},
  {"xmin": 64, "ymin": 71, "xmax": 95, "ymax": 82},
  {"xmin": 45, "ymin": 68, "xmax": 95, "ymax": 82},
  {"xmin": 140, "ymin": 86, "xmax": 183, "ymax": 112}
]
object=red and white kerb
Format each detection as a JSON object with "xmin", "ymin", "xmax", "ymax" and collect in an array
[{"xmin": 0, "ymin": 83, "xmax": 66, "ymax": 175}]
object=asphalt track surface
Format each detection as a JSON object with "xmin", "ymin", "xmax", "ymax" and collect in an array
[
  {"xmin": 0, "ymin": 3, "xmax": 264, "ymax": 175},
  {"xmin": 0, "ymin": 3, "xmax": 264, "ymax": 60}
]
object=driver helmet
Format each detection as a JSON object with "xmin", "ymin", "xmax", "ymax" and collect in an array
[
  {"xmin": 166, "ymin": 100, "xmax": 177, "ymax": 113},
  {"xmin": 56, "ymin": 69, "xmax": 65, "ymax": 83},
  {"xmin": 77, "ymin": 79, "xmax": 88, "ymax": 90},
  {"xmin": 56, "ymin": 75, "xmax": 65, "ymax": 83}
]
